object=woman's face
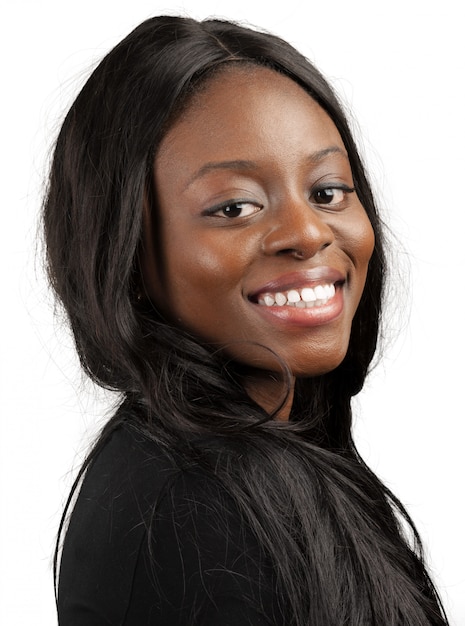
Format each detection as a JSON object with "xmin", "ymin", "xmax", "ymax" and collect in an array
[{"xmin": 143, "ymin": 66, "xmax": 374, "ymax": 378}]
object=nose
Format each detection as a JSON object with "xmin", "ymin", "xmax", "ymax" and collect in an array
[{"xmin": 261, "ymin": 196, "xmax": 335, "ymax": 259}]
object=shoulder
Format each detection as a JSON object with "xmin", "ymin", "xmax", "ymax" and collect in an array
[
  {"xmin": 133, "ymin": 461, "xmax": 279, "ymax": 625},
  {"xmin": 58, "ymin": 424, "xmax": 281, "ymax": 625},
  {"xmin": 63, "ymin": 423, "xmax": 182, "ymax": 544},
  {"xmin": 57, "ymin": 424, "xmax": 180, "ymax": 623}
]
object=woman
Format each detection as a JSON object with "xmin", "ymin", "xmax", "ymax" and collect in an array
[{"xmin": 44, "ymin": 15, "xmax": 449, "ymax": 625}]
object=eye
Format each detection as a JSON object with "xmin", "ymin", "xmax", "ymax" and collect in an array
[
  {"xmin": 311, "ymin": 185, "xmax": 355, "ymax": 207},
  {"xmin": 211, "ymin": 200, "xmax": 263, "ymax": 219}
]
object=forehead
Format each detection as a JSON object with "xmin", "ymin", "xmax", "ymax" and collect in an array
[{"xmin": 155, "ymin": 66, "xmax": 345, "ymax": 177}]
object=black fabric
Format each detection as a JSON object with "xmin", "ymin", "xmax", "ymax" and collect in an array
[{"xmin": 58, "ymin": 425, "xmax": 282, "ymax": 625}]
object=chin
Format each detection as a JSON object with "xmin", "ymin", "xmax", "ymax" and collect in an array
[
  {"xmin": 293, "ymin": 361, "xmax": 345, "ymax": 378},
  {"xmin": 285, "ymin": 341, "xmax": 350, "ymax": 378}
]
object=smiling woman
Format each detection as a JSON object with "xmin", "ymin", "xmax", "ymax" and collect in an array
[
  {"xmin": 43, "ymin": 15, "xmax": 449, "ymax": 626},
  {"xmin": 143, "ymin": 66, "xmax": 375, "ymax": 390}
]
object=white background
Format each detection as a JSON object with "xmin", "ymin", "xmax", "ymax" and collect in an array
[{"xmin": 1, "ymin": 0, "xmax": 463, "ymax": 623}]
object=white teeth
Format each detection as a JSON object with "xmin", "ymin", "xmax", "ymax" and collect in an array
[
  {"xmin": 301, "ymin": 287, "xmax": 316, "ymax": 303},
  {"xmin": 257, "ymin": 283, "xmax": 337, "ymax": 308},
  {"xmin": 287, "ymin": 289, "xmax": 301, "ymax": 303}
]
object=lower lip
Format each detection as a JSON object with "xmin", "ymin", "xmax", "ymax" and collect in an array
[{"xmin": 251, "ymin": 287, "xmax": 344, "ymax": 328}]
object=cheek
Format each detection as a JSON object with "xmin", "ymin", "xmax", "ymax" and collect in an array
[
  {"xmin": 162, "ymin": 229, "xmax": 249, "ymax": 326},
  {"xmin": 356, "ymin": 216, "xmax": 376, "ymax": 266},
  {"xmin": 166, "ymin": 232, "xmax": 237, "ymax": 291},
  {"xmin": 330, "ymin": 210, "xmax": 375, "ymax": 320},
  {"xmin": 338, "ymin": 210, "xmax": 375, "ymax": 273},
  {"xmin": 349, "ymin": 217, "xmax": 376, "ymax": 319}
]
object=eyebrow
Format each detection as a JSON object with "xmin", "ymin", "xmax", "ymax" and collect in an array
[{"xmin": 183, "ymin": 146, "xmax": 348, "ymax": 190}]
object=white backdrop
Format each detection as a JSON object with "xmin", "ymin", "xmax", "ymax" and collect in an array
[{"xmin": 1, "ymin": 0, "xmax": 463, "ymax": 623}]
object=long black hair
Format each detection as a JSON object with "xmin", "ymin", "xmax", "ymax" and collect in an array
[{"xmin": 44, "ymin": 16, "xmax": 448, "ymax": 625}]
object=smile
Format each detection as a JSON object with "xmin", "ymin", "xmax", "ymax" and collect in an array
[{"xmin": 258, "ymin": 283, "xmax": 336, "ymax": 308}]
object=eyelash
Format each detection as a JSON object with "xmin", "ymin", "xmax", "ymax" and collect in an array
[
  {"xmin": 206, "ymin": 200, "xmax": 264, "ymax": 219},
  {"xmin": 310, "ymin": 184, "xmax": 356, "ymax": 208},
  {"xmin": 206, "ymin": 184, "xmax": 356, "ymax": 219}
]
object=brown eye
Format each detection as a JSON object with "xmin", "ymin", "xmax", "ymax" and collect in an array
[
  {"xmin": 212, "ymin": 201, "xmax": 262, "ymax": 218},
  {"xmin": 316, "ymin": 188, "xmax": 340, "ymax": 204},
  {"xmin": 312, "ymin": 185, "xmax": 355, "ymax": 207}
]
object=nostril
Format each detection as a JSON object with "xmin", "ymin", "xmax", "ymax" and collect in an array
[
  {"xmin": 276, "ymin": 248, "xmax": 305, "ymax": 258},
  {"xmin": 277, "ymin": 248, "xmax": 298, "ymax": 256}
]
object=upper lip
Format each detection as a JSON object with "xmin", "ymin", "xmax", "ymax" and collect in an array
[{"xmin": 248, "ymin": 266, "xmax": 346, "ymax": 301}]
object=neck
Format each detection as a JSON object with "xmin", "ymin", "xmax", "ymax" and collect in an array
[{"xmin": 242, "ymin": 369, "xmax": 295, "ymax": 421}]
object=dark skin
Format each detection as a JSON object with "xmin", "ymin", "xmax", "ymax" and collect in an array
[{"xmin": 142, "ymin": 66, "xmax": 374, "ymax": 419}]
